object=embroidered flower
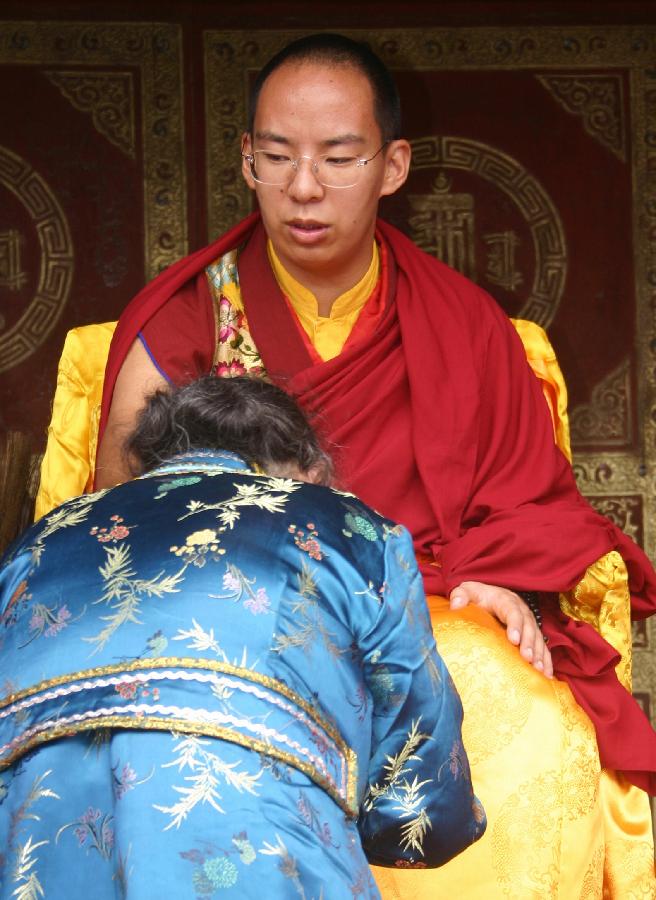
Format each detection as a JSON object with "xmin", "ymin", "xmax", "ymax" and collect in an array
[
  {"xmin": 218, "ymin": 296, "xmax": 239, "ymax": 342},
  {"xmin": 186, "ymin": 529, "xmax": 218, "ymax": 547},
  {"xmin": 243, "ymin": 587, "xmax": 271, "ymax": 615},
  {"xmin": 216, "ymin": 359, "xmax": 247, "ymax": 377},
  {"xmin": 90, "ymin": 516, "xmax": 134, "ymax": 543},
  {"xmin": 115, "ymin": 682, "xmax": 137, "ymax": 700},
  {"xmin": 232, "ymin": 834, "xmax": 256, "ymax": 865},
  {"xmin": 114, "ymin": 763, "xmax": 137, "ymax": 799},
  {"xmin": 44, "ymin": 604, "xmax": 71, "ymax": 637},
  {"xmin": 222, "ymin": 570, "xmax": 241, "ymax": 592},
  {"xmin": 203, "ymin": 856, "xmax": 238, "ymax": 889},
  {"xmin": 291, "ymin": 524, "xmax": 324, "ymax": 560}
]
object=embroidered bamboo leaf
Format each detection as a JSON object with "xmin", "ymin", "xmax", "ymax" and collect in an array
[
  {"xmin": 85, "ymin": 543, "xmax": 185, "ymax": 653},
  {"xmin": 179, "ymin": 479, "xmax": 302, "ymax": 529}
]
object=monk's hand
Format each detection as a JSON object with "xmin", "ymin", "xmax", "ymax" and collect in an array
[{"xmin": 449, "ymin": 581, "xmax": 553, "ymax": 678}]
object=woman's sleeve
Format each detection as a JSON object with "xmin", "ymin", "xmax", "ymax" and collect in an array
[{"xmin": 357, "ymin": 527, "xmax": 486, "ymax": 868}]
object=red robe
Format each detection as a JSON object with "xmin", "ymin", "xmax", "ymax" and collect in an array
[{"xmin": 100, "ymin": 213, "xmax": 656, "ymax": 793}]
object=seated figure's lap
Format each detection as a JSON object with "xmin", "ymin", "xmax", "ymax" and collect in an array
[{"xmin": 373, "ymin": 596, "xmax": 605, "ymax": 899}]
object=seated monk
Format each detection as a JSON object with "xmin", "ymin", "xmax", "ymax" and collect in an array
[
  {"xmin": 37, "ymin": 33, "xmax": 656, "ymax": 897},
  {"xmin": 0, "ymin": 376, "xmax": 486, "ymax": 898}
]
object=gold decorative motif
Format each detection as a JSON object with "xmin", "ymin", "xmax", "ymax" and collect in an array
[
  {"xmin": 483, "ymin": 231, "xmax": 522, "ymax": 292},
  {"xmin": 45, "ymin": 71, "xmax": 136, "ymax": 159},
  {"xmin": 586, "ymin": 494, "xmax": 643, "ymax": 546},
  {"xmin": 569, "ymin": 357, "xmax": 631, "ymax": 447},
  {"xmin": 537, "ymin": 74, "xmax": 626, "ymax": 162},
  {"xmin": 0, "ymin": 229, "xmax": 27, "ymax": 292},
  {"xmin": 0, "ymin": 22, "xmax": 187, "ymax": 279},
  {"xmin": 409, "ymin": 135, "xmax": 567, "ymax": 328},
  {"xmin": 0, "ymin": 146, "xmax": 74, "ymax": 373},
  {"xmin": 408, "ymin": 172, "xmax": 476, "ymax": 280}
]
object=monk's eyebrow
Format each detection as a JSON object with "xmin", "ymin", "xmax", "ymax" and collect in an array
[
  {"xmin": 253, "ymin": 131, "xmax": 365, "ymax": 147},
  {"xmin": 254, "ymin": 130, "xmax": 290, "ymax": 144},
  {"xmin": 321, "ymin": 133, "xmax": 365, "ymax": 147}
]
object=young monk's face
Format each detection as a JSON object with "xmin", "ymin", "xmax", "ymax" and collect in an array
[{"xmin": 242, "ymin": 61, "xmax": 410, "ymax": 289}]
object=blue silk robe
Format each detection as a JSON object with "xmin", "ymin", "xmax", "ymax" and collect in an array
[{"xmin": 0, "ymin": 452, "xmax": 485, "ymax": 898}]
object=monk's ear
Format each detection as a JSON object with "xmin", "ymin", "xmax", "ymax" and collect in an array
[
  {"xmin": 241, "ymin": 132, "xmax": 257, "ymax": 190},
  {"xmin": 379, "ymin": 139, "xmax": 411, "ymax": 198}
]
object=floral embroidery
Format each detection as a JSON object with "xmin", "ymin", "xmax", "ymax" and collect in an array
[
  {"xmin": 114, "ymin": 680, "xmax": 160, "ymax": 703},
  {"xmin": 214, "ymin": 564, "xmax": 271, "ymax": 615},
  {"xmin": 288, "ymin": 523, "xmax": 324, "ymax": 560},
  {"xmin": 180, "ymin": 834, "xmax": 256, "ymax": 897},
  {"xmin": 113, "ymin": 762, "xmax": 137, "ymax": 799},
  {"xmin": 296, "ymin": 791, "xmax": 339, "ymax": 848},
  {"xmin": 20, "ymin": 604, "xmax": 71, "ymax": 647},
  {"xmin": 90, "ymin": 515, "xmax": 135, "ymax": 543},
  {"xmin": 171, "ymin": 528, "xmax": 226, "ymax": 567},
  {"xmin": 342, "ymin": 503, "xmax": 379, "ymax": 542},
  {"xmin": 216, "ymin": 359, "xmax": 247, "ymax": 378},
  {"xmin": 437, "ymin": 740, "xmax": 469, "ymax": 781},
  {"xmin": 212, "ymin": 293, "xmax": 264, "ymax": 377},
  {"xmin": 57, "ymin": 807, "xmax": 115, "ymax": 860},
  {"xmin": 112, "ymin": 761, "xmax": 154, "ymax": 800}
]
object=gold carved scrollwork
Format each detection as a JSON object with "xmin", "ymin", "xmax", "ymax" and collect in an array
[
  {"xmin": 0, "ymin": 22, "xmax": 187, "ymax": 279},
  {"xmin": 537, "ymin": 74, "xmax": 627, "ymax": 162},
  {"xmin": 0, "ymin": 146, "xmax": 74, "ymax": 373},
  {"xmin": 586, "ymin": 494, "xmax": 643, "ymax": 545},
  {"xmin": 569, "ymin": 358, "xmax": 632, "ymax": 447},
  {"xmin": 409, "ymin": 136, "xmax": 567, "ymax": 328},
  {"xmin": 45, "ymin": 71, "xmax": 136, "ymax": 159}
]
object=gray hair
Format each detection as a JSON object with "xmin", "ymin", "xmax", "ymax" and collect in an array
[{"xmin": 126, "ymin": 375, "xmax": 333, "ymax": 484}]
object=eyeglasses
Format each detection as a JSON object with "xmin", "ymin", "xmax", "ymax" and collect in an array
[{"xmin": 242, "ymin": 144, "xmax": 389, "ymax": 189}]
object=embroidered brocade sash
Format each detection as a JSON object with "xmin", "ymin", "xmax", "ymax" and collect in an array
[{"xmin": 0, "ymin": 657, "xmax": 358, "ymax": 816}]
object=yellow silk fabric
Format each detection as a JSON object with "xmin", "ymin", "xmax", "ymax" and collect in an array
[
  {"xmin": 268, "ymin": 239, "xmax": 379, "ymax": 361},
  {"xmin": 372, "ymin": 598, "xmax": 655, "ymax": 899},
  {"xmin": 510, "ymin": 317, "xmax": 572, "ymax": 463},
  {"xmin": 35, "ymin": 322, "xmax": 116, "ymax": 520}
]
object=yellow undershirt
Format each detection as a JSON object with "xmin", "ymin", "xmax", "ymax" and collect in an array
[{"xmin": 267, "ymin": 240, "xmax": 380, "ymax": 361}]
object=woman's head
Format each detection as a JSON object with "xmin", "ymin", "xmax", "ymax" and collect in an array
[{"xmin": 127, "ymin": 375, "xmax": 332, "ymax": 484}]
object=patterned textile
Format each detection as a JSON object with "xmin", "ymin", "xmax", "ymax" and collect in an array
[{"xmin": 1, "ymin": 452, "xmax": 484, "ymax": 899}]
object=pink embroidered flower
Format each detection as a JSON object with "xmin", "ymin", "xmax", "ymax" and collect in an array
[
  {"xmin": 109, "ymin": 525, "xmax": 130, "ymax": 540},
  {"xmin": 222, "ymin": 570, "xmax": 241, "ymax": 592},
  {"xmin": 218, "ymin": 297, "xmax": 239, "ymax": 342},
  {"xmin": 216, "ymin": 359, "xmax": 247, "ymax": 377},
  {"xmin": 115, "ymin": 682, "xmax": 137, "ymax": 700},
  {"xmin": 45, "ymin": 605, "xmax": 71, "ymax": 637},
  {"xmin": 244, "ymin": 587, "xmax": 271, "ymax": 615}
]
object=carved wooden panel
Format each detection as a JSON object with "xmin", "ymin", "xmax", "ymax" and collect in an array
[{"xmin": 0, "ymin": 21, "xmax": 187, "ymax": 445}]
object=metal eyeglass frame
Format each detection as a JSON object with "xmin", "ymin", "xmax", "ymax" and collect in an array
[{"xmin": 241, "ymin": 142, "xmax": 389, "ymax": 189}]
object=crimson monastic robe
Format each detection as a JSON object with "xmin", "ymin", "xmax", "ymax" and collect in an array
[{"xmin": 99, "ymin": 213, "xmax": 656, "ymax": 793}]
